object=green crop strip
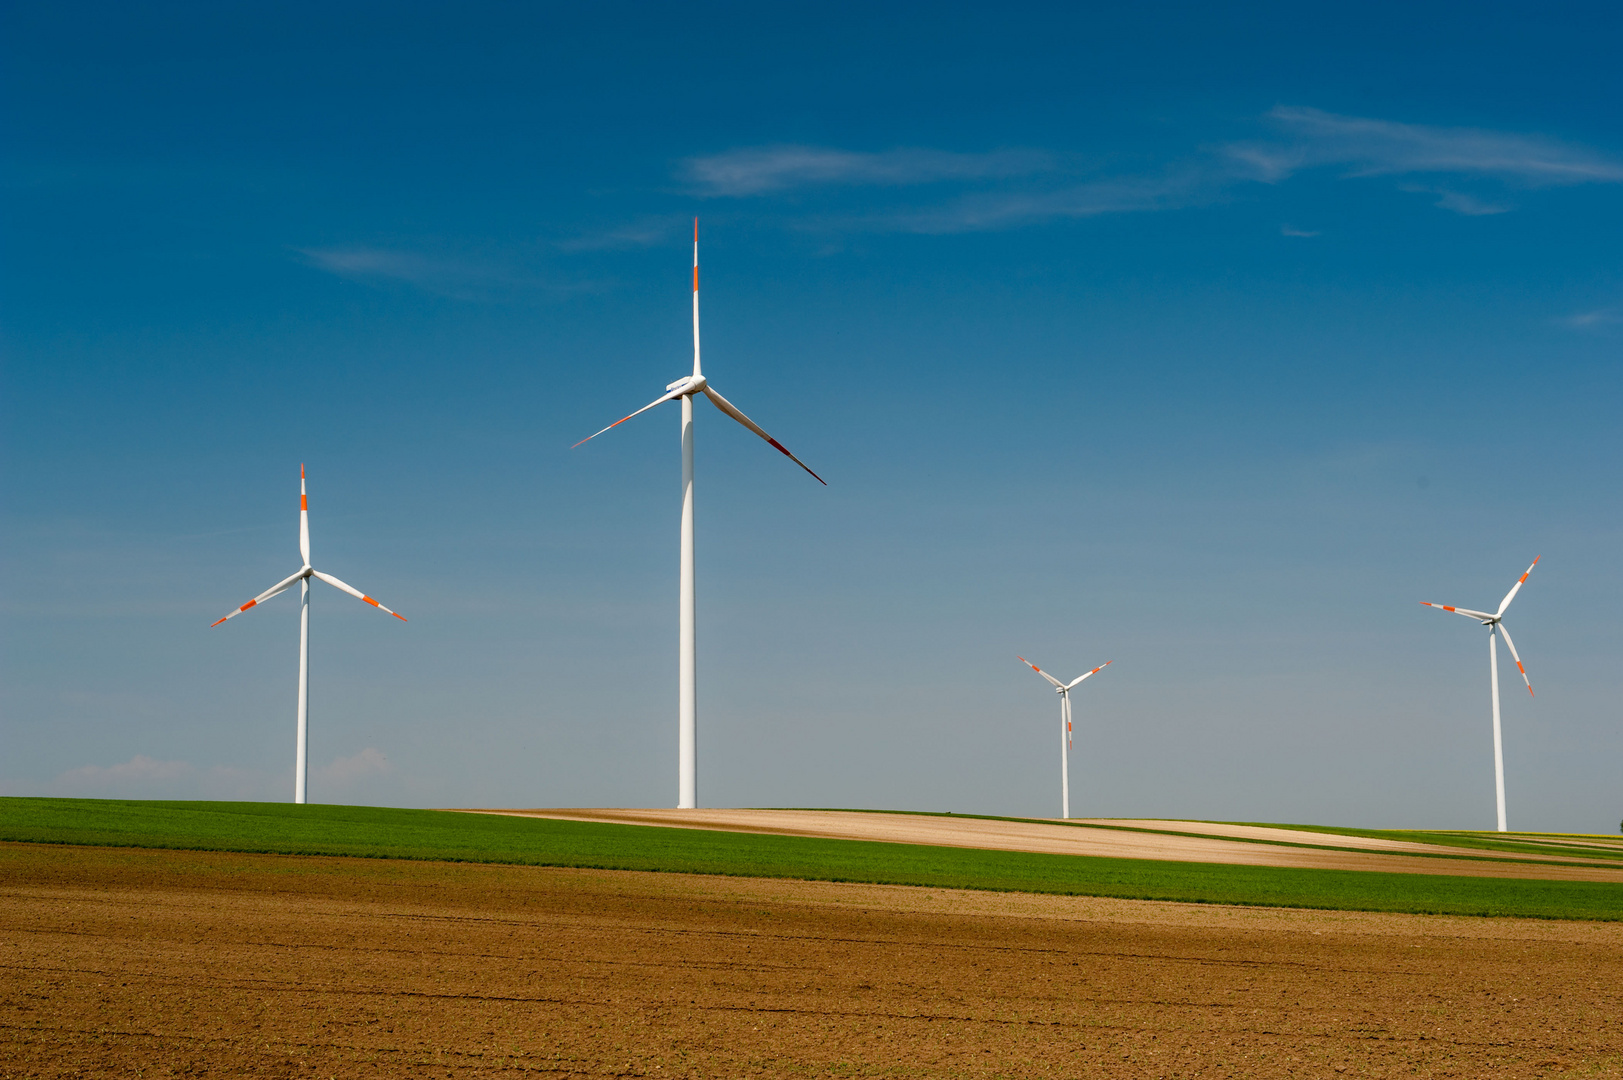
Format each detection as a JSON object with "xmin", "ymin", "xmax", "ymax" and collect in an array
[{"xmin": 2, "ymin": 798, "xmax": 1618, "ymax": 921}]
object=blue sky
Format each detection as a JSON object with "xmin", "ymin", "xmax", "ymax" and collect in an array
[{"xmin": 3, "ymin": 1, "xmax": 1620, "ymax": 830}]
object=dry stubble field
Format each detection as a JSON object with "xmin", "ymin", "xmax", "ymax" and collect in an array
[{"xmin": 3, "ymin": 842, "xmax": 1620, "ymax": 1079}]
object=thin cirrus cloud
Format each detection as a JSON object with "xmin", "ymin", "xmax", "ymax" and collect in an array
[
  {"xmin": 297, "ymin": 246, "xmax": 499, "ymax": 299},
  {"xmin": 296, "ymin": 246, "xmax": 598, "ymax": 301},
  {"xmin": 1561, "ymin": 304, "xmax": 1622, "ymax": 329},
  {"xmin": 681, "ymin": 145, "xmax": 1054, "ymax": 197},
  {"xmin": 674, "ymin": 107, "xmax": 1622, "ymax": 234},
  {"xmin": 1229, "ymin": 106, "xmax": 1623, "ymax": 188},
  {"xmin": 856, "ymin": 170, "xmax": 1211, "ymax": 234}
]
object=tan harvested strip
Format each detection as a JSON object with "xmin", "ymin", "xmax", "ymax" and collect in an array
[
  {"xmin": 1077, "ymin": 819, "xmax": 1623, "ymax": 862},
  {"xmin": 456, "ymin": 808, "xmax": 1623, "ymax": 883}
]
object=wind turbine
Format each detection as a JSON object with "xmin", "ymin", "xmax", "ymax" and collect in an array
[
  {"xmin": 1018, "ymin": 656, "xmax": 1111, "ymax": 819},
  {"xmin": 573, "ymin": 221, "xmax": 824, "ymax": 810},
  {"xmin": 211, "ymin": 465, "xmax": 407, "ymax": 804},
  {"xmin": 1420, "ymin": 556, "xmax": 1538, "ymax": 833}
]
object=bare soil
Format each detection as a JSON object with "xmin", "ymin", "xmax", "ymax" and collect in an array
[
  {"xmin": 469, "ymin": 808, "xmax": 1623, "ymax": 882},
  {"xmin": 3, "ymin": 843, "xmax": 1621, "ymax": 1078}
]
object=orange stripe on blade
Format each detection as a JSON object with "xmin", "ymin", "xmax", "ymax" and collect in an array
[
  {"xmin": 301, "ymin": 494, "xmax": 308, "ymax": 510},
  {"xmin": 693, "ymin": 267, "xmax": 698, "ymax": 292},
  {"xmin": 240, "ymin": 600, "xmax": 256, "ymax": 612},
  {"xmin": 363, "ymin": 596, "xmax": 379, "ymax": 607}
]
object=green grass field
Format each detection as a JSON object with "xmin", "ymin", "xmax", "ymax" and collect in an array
[{"xmin": 3, "ymin": 797, "xmax": 1620, "ymax": 920}]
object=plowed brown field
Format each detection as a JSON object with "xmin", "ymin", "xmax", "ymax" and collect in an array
[{"xmin": 3, "ymin": 842, "xmax": 1620, "ymax": 1079}]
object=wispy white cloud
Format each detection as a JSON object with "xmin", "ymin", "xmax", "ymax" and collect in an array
[
  {"xmin": 682, "ymin": 145, "xmax": 1053, "ymax": 197},
  {"xmin": 665, "ymin": 108, "xmax": 1621, "ymax": 236},
  {"xmin": 297, "ymin": 247, "xmax": 506, "ymax": 299},
  {"xmin": 296, "ymin": 246, "xmax": 600, "ymax": 301},
  {"xmin": 319, "ymin": 747, "xmax": 392, "ymax": 785},
  {"xmin": 852, "ymin": 170, "xmax": 1210, "ymax": 234},
  {"xmin": 1560, "ymin": 304, "xmax": 1622, "ymax": 329},
  {"xmin": 1230, "ymin": 107, "xmax": 1623, "ymax": 189},
  {"xmin": 555, "ymin": 217, "xmax": 682, "ymax": 252},
  {"xmin": 58, "ymin": 754, "xmax": 192, "ymax": 786},
  {"xmin": 1422, "ymin": 188, "xmax": 1511, "ymax": 216}
]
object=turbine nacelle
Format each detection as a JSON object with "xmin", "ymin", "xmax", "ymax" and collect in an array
[{"xmin": 667, "ymin": 374, "xmax": 708, "ymax": 394}]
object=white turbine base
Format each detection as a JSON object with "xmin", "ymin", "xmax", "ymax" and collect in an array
[{"xmin": 678, "ymin": 393, "xmax": 697, "ymax": 809}]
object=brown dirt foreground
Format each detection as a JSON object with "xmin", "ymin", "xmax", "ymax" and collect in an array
[{"xmin": 3, "ymin": 844, "xmax": 1620, "ymax": 1080}]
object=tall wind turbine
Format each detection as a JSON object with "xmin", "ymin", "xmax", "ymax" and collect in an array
[
  {"xmin": 211, "ymin": 465, "xmax": 407, "ymax": 804},
  {"xmin": 573, "ymin": 221, "xmax": 824, "ymax": 810},
  {"xmin": 1420, "ymin": 556, "xmax": 1539, "ymax": 832},
  {"xmin": 1018, "ymin": 656, "xmax": 1111, "ymax": 819}
]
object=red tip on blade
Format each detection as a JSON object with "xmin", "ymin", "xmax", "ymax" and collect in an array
[
  {"xmin": 301, "ymin": 463, "xmax": 305, "ymax": 479},
  {"xmin": 210, "ymin": 616, "xmax": 227, "ymax": 627},
  {"xmin": 393, "ymin": 611, "xmax": 408, "ymax": 622},
  {"xmin": 1527, "ymin": 686, "xmax": 1534, "ymax": 697},
  {"xmin": 694, "ymin": 217, "xmax": 698, "ymax": 241}
]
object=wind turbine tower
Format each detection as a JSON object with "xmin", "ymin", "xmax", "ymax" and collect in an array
[
  {"xmin": 574, "ymin": 222, "xmax": 824, "ymax": 809},
  {"xmin": 1420, "ymin": 556, "xmax": 1539, "ymax": 832},
  {"xmin": 1018, "ymin": 656, "xmax": 1111, "ymax": 819},
  {"xmin": 211, "ymin": 465, "xmax": 407, "ymax": 803}
]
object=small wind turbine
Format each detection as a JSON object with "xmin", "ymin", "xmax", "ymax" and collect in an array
[
  {"xmin": 211, "ymin": 465, "xmax": 406, "ymax": 804},
  {"xmin": 1420, "ymin": 556, "xmax": 1538, "ymax": 832},
  {"xmin": 573, "ymin": 220, "xmax": 824, "ymax": 810},
  {"xmin": 1018, "ymin": 656, "xmax": 1111, "ymax": 819}
]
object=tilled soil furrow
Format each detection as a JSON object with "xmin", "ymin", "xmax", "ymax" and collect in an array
[{"xmin": 3, "ymin": 842, "xmax": 1620, "ymax": 1079}]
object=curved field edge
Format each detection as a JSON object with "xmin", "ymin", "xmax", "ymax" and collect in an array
[
  {"xmin": 2, "ymin": 797, "xmax": 1619, "ymax": 921},
  {"xmin": 782, "ymin": 808, "xmax": 1623, "ymax": 864}
]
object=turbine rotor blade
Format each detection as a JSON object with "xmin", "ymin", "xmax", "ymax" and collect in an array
[
  {"xmin": 1496, "ymin": 622, "xmax": 1534, "ymax": 696},
  {"xmin": 1065, "ymin": 659, "xmax": 1112, "ymax": 689},
  {"xmin": 1063, "ymin": 691, "xmax": 1072, "ymax": 750},
  {"xmin": 572, "ymin": 385, "xmax": 688, "ymax": 449},
  {"xmin": 1496, "ymin": 556, "xmax": 1540, "ymax": 617},
  {"xmin": 1018, "ymin": 656, "xmax": 1066, "ymax": 689},
  {"xmin": 699, "ymin": 384, "xmax": 825, "ymax": 484},
  {"xmin": 1419, "ymin": 602, "xmax": 1495, "ymax": 621},
  {"xmin": 299, "ymin": 463, "xmax": 310, "ymax": 566},
  {"xmin": 210, "ymin": 568, "xmax": 307, "ymax": 627},
  {"xmin": 692, "ymin": 217, "xmax": 701, "ymax": 378},
  {"xmin": 310, "ymin": 569, "xmax": 407, "ymax": 621}
]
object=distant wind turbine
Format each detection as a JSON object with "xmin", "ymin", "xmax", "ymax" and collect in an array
[
  {"xmin": 1420, "ymin": 556, "xmax": 1539, "ymax": 832},
  {"xmin": 1018, "ymin": 656, "xmax": 1111, "ymax": 819},
  {"xmin": 211, "ymin": 465, "xmax": 407, "ymax": 804},
  {"xmin": 573, "ymin": 221, "xmax": 824, "ymax": 809}
]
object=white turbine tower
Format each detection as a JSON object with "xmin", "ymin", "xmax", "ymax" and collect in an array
[
  {"xmin": 1420, "ymin": 556, "xmax": 1539, "ymax": 833},
  {"xmin": 573, "ymin": 221, "xmax": 824, "ymax": 809},
  {"xmin": 1018, "ymin": 656, "xmax": 1111, "ymax": 819},
  {"xmin": 211, "ymin": 465, "xmax": 407, "ymax": 804}
]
